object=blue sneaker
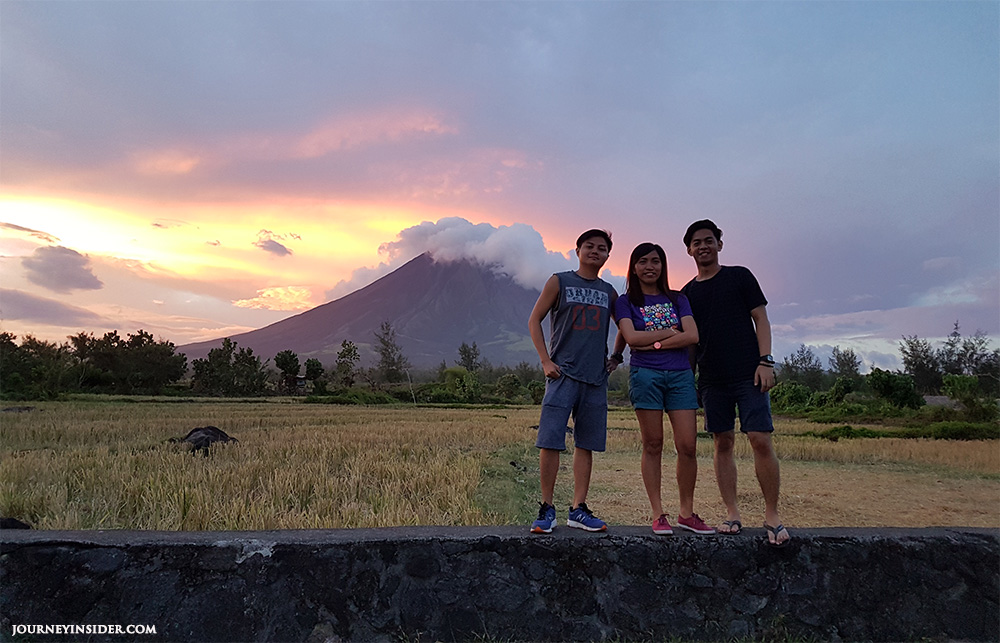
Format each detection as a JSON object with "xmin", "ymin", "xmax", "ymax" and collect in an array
[
  {"xmin": 567, "ymin": 503, "xmax": 607, "ymax": 532},
  {"xmin": 530, "ymin": 502, "xmax": 556, "ymax": 534}
]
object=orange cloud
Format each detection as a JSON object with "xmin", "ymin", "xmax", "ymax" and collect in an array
[
  {"xmin": 133, "ymin": 149, "xmax": 201, "ymax": 175},
  {"xmin": 232, "ymin": 286, "xmax": 316, "ymax": 311},
  {"xmin": 293, "ymin": 109, "xmax": 459, "ymax": 159}
]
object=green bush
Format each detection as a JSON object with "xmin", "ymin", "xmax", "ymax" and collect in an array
[
  {"xmin": 866, "ymin": 368, "xmax": 924, "ymax": 409},
  {"xmin": 494, "ymin": 373, "xmax": 525, "ymax": 402},
  {"xmin": 897, "ymin": 422, "xmax": 1000, "ymax": 441},
  {"xmin": 827, "ymin": 376, "xmax": 855, "ymax": 404},
  {"xmin": 943, "ymin": 374, "xmax": 999, "ymax": 422},
  {"xmin": 414, "ymin": 382, "xmax": 465, "ymax": 404},
  {"xmin": 808, "ymin": 391, "xmax": 829, "ymax": 408},
  {"xmin": 804, "ymin": 421, "xmax": 998, "ymax": 441},
  {"xmin": 813, "ymin": 425, "xmax": 884, "ymax": 440},
  {"xmin": 770, "ymin": 381, "xmax": 811, "ymax": 412}
]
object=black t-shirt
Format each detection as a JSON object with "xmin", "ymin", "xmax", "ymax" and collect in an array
[{"xmin": 682, "ymin": 265, "xmax": 767, "ymax": 385}]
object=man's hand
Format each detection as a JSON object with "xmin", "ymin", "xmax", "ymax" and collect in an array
[
  {"xmin": 605, "ymin": 357, "xmax": 621, "ymax": 373},
  {"xmin": 541, "ymin": 358, "xmax": 562, "ymax": 379},
  {"xmin": 754, "ymin": 364, "xmax": 776, "ymax": 392}
]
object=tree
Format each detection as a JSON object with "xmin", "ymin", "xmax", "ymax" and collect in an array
[
  {"xmin": 494, "ymin": 373, "xmax": 524, "ymax": 401},
  {"xmin": 0, "ymin": 333, "xmax": 74, "ymax": 400},
  {"xmin": 456, "ymin": 342, "xmax": 481, "ymax": 372},
  {"xmin": 867, "ymin": 368, "xmax": 924, "ymax": 409},
  {"xmin": 274, "ymin": 350, "xmax": 300, "ymax": 394},
  {"xmin": 943, "ymin": 374, "xmax": 998, "ymax": 421},
  {"xmin": 304, "ymin": 358, "xmax": 324, "ymax": 382},
  {"xmin": 66, "ymin": 329, "xmax": 185, "ymax": 395},
  {"xmin": 899, "ymin": 335, "xmax": 942, "ymax": 395},
  {"xmin": 938, "ymin": 321, "xmax": 964, "ymax": 376},
  {"xmin": 513, "ymin": 360, "xmax": 544, "ymax": 385},
  {"xmin": 335, "ymin": 340, "xmax": 360, "ymax": 388},
  {"xmin": 779, "ymin": 345, "xmax": 824, "ymax": 391},
  {"xmin": 920, "ymin": 322, "xmax": 997, "ymax": 396},
  {"xmin": 191, "ymin": 338, "xmax": 269, "ymax": 396},
  {"xmin": 829, "ymin": 346, "xmax": 861, "ymax": 381},
  {"xmin": 374, "ymin": 321, "xmax": 410, "ymax": 383}
]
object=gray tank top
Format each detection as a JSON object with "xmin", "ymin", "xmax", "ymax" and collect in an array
[{"xmin": 548, "ymin": 271, "xmax": 616, "ymax": 385}]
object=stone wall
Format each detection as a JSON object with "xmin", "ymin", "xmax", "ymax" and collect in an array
[{"xmin": 1, "ymin": 527, "xmax": 997, "ymax": 642}]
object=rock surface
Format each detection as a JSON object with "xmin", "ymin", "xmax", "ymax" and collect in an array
[{"xmin": 2, "ymin": 527, "xmax": 997, "ymax": 642}]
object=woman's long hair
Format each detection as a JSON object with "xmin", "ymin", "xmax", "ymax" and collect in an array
[{"xmin": 626, "ymin": 242, "xmax": 679, "ymax": 311}]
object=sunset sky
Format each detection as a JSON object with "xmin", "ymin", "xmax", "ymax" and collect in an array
[{"xmin": 2, "ymin": 1, "xmax": 997, "ymax": 370}]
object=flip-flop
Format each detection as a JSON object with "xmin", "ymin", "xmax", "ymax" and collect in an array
[
  {"xmin": 764, "ymin": 523, "xmax": 790, "ymax": 548},
  {"xmin": 719, "ymin": 520, "xmax": 742, "ymax": 535}
]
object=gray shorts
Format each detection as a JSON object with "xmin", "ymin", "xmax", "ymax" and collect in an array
[{"xmin": 535, "ymin": 375, "xmax": 608, "ymax": 452}]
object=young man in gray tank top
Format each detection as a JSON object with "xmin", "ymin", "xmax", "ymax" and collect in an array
[{"xmin": 528, "ymin": 229, "xmax": 626, "ymax": 533}]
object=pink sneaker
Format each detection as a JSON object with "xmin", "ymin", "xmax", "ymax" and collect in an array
[
  {"xmin": 676, "ymin": 513, "xmax": 716, "ymax": 535},
  {"xmin": 652, "ymin": 514, "xmax": 673, "ymax": 535}
]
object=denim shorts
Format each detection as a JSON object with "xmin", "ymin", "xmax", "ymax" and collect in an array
[
  {"xmin": 700, "ymin": 379, "xmax": 774, "ymax": 434},
  {"xmin": 629, "ymin": 367, "xmax": 698, "ymax": 411},
  {"xmin": 535, "ymin": 375, "xmax": 608, "ymax": 452}
]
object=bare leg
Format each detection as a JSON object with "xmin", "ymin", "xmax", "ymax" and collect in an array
[
  {"xmin": 636, "ymin": 409, "xmax": 665, "ymax": 517},
  {"xmin": 667, "ymin": 409, "xmax": 698, "ymax": 518},
  {"xmin": 747, "ymin": 432, "xmax": 788, "ymax": 544},
  {"xmin": 572, "ymin": 447, "xmax": 593, "ymax": 508},
  {"xmin": 713, "ymin": 430, "xmax": 741, "ymax": 532},
  {"xmin": 539, "ymin": 448, "xmax": 560, "ymax": 505}
]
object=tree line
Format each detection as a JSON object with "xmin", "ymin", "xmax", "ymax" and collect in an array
[
  {"xmin": 0, "ymin": 321, "xmax": 547, "ymax": 403},
  {"xmin": 2, "ymin": 321, "xmax": 995, "ymax": 411},
  {"xmin": 772, "ymin": 322, "xmax": 998, "ymax": 421}
]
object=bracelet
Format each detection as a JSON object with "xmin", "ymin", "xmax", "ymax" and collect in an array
[
  {"xmin": 759, "ymin": 362, "xmax": 774, "ymax": 368},
  {"xmin": 610, "ymin": 352, "xmax": 624, "ymax": 363}
]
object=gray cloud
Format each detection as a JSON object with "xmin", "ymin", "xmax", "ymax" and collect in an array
[
  {"xmin": 0, "ymin": 288, "xmax": 105, "ymax": 326},
  {"xmin": 21, "ymin": 246, "xmax": 104, "ymax": 293},
  {"xmin": 253, "ymin": 230, "xmax": 294, "ymax": 257},
  {"xmin": 253, "ymin": 239, "xmax": 292, "ymax": 256},
  {"xmin": 0, "ymin": 222, "xmax": 59, "ymax": 244}
]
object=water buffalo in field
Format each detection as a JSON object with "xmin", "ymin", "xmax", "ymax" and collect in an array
[{"xmin": 169, "ymin": 426, "xmax": 238, "ymax": 455}]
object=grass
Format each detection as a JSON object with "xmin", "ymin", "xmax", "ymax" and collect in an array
[{"xmin": 0, "ymin": 399, "xmax": 997, "ymax": 530}]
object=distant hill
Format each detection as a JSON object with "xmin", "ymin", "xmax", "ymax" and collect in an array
[{"xmin": 178, "ymin": 253, "xmax": 544, "ymax": 368}]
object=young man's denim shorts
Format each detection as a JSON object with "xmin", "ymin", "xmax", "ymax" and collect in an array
[
  {"xmin": 535, "ymin": 375, "xmax": 608, "ymax": 452},
  {"xmin": 629, "ymin": 367, "xmax": 698, "ymax": 411},
  {"xmin": 700, "ymin": 379, "xmax": 774, "ymax": 433}
]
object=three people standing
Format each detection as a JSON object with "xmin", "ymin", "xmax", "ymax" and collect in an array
[{"xmin": 528, "ymin": 222, "xmax": 790, "ymax": 548}]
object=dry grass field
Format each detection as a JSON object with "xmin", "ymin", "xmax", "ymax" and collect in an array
[{"xmin": 1, "ymin": 399, "xmax": 997, "ymax": 531}]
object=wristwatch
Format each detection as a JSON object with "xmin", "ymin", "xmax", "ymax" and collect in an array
[
  {"xmin": 610, "ymin": 352, "xmax": 624, "ymax": 363},
  {"xmin": 759, "ymin": 354, "xmax": 775, "ymax": 365}
]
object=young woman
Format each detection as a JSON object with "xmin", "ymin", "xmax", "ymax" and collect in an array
[{"xmin": 613, "ymin": 242, "xmax": 715, "ymax": 535}]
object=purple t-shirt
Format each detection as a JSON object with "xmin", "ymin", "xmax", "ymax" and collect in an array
[{"xmin": 614, "ymin": 292, "xmax": 693, "ymax": 371}]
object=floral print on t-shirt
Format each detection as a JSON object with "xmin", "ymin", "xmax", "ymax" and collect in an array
[{"xmin": 639, "ymin": 301, "xmax": 678, "ymax": 331}]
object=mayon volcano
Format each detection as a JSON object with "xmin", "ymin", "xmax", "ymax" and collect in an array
[{"xmin": 178, "ymin": 253, "xmax": 544, "ymax": 368}]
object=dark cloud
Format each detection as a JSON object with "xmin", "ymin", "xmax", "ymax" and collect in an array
[
  {"xmin": 21, "ymin": 246, "xmax": 104, "ymax": 293},
  {"xmin": 0, "ymin": 288, "xmax": 105, "ymax": 326},
  {"xmin": 0, "ymin": 222, "xmax": 59, "ymax": 244},
  {"xmin": 253, "ymin": 239, "xmax": 292, "ymax": 256},
  {"xmin": 253, "ymin": 230, "xmax": 294, "ymax": 256},
  {"xmin": 151, "ymin": 219, "xmax": 191, "ymax": 229}
]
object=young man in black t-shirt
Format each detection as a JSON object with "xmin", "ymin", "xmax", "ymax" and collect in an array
[{"xmin": 681, "ymin": 219, "xmax": 790, "ymax": 548}]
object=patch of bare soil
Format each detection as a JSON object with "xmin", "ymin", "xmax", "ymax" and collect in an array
[{"xmin": 587, "ymin": 452, "xmax": 1000, "ymax": 529}]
